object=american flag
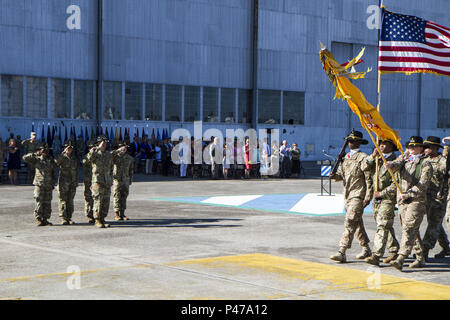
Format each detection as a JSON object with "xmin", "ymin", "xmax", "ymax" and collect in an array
[{"xmin": 379, "ymin": 8, "xmax": 450, "ymax": 76}]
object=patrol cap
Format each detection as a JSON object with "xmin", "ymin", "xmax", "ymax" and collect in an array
[
  {"xmin": 30, "ymin": 132, "xmax": 37, "ymax": 137},
  {"xmin": 37, "ymin": 143, "xmax": 50, "ymax": 151},
  {"xmin": 96, "ymin": 135, "xmax": 109, "ymax": 143},
  {"xmin": 345, "ymin": 130, "xmax": 368, "ymax": 145},
  {"xmin": 118, "ymin": 142, "xmax": 129, "ymax": 149},
  {"xmin": 63, "ymin": 140, "xmax": 75, "ymax": 148}
]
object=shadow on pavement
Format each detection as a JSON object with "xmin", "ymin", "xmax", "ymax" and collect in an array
[{"xmin": 107, "ymin": 218, "xmax": 243, "ymax": 229}]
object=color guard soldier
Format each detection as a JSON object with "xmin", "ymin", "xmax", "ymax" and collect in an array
[
  {"xmin": 56, "ymin": 141, "xmax": 78, "ymax": 225},
  {"xmin": 112, "ymin": 143, "xmax": 134, "ymax": 221}
]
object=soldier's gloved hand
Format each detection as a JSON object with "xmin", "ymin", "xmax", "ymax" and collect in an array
[
  {"xmin": 363, "ymin": 199, "xmax": 370, "ymax": 208},
  {"xmin": 400, "ymin": 193, "xmax": 410, "ymax": 203},
  {"xmin": 373, "ymin": 191, "xmax": 381, "ymax": 199}
]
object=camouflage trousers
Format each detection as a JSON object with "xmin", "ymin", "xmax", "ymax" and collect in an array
[
  {"xmin": 84, "ymin": 182, "xmax": 94, "ymax": 219},
  {"xmin": 372, "ymin": 201, "xmax": 399, "ymax": 257},
  {"xmin": 91, "ymin": 182, "xmax": 111, "ymax": 220},
  {"xmin": 447, "ymin": 205, "xmax": 450, "ymax": 234},
  {"xmin": 397, "ymin": 201, "xmax": 426, "ymax": 259},
  {"xmin": 339, "ymin": 198, "xmax": 370, "ymax": 250},
  {"xmin": 113, "ymin": 183, "xmax": 129, "ymax": 213},
  {"xmin": 423, "ymin": 200, "xmax": 449, "ymax": 250},
  {"xmin": 58, "ymin": 183, "xmax": 77, "ymax": 220},
  {"xmin": 34, "ymin": 185, "xmax": 53, "ymax": 221},
  {"xmin": 28, "ymin": 164, "xmax": 36, "ymax": 184}
]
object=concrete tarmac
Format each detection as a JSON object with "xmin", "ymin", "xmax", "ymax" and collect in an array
[{"xmin": 0, "ymin": 176, "xmax": 449, "ymax": 300}]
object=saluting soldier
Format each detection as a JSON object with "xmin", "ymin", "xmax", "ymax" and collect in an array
[
  {"xmin": 385, "ymin": 136, "xmax": 433, "ymax": 271},
  {"xmin": 82, "ymin": 142, "xmax": 95, "ymax": 224},
  {"xmin": 422, "ymin": 136, "xmax": 450, "ymax": 259},
  {"xmin": 23, "ymin": 144, "xmax": 57, "ymax": 226},
  {"xmin": 363, "ymin": 139, "xmax": 400, "ymax": 266},
  {"xmin": 330, "ymin": 130, "xmax": 372, "ymax": 263},
  {"xmin": 443, "ymin": 137, "xmax": 450, "ymax": 239},
  {"xmin": 112, "ymin": 143, "xmax": 134, "ymax": 221},
  {"xmin": 55, "ymin": 141, "xmax": 78, "ymax": 225},
  {"xmin": 22, "ymin": 132, "xmax": 41, "ymax": 183},
  {"xmin": 87, "ymin": 135, "xmax": 113, "ymax": 228}
]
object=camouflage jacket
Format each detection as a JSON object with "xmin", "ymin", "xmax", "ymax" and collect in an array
[
  {"xmin": 362, "ymin": 153, "xmax": 398, "ymax": 204},
  {"xmin": 56, "ymin": 153, "xmax": 78, "ymax": 186},
  {"xmin": 333, "ymin": 150, "xmax": 369, "ymax": 202},
  {"xmin": 82, "ymin": 155, "xmax": 92, "ymax": 184},
  {"xmin": 23, "ymin": 153, "xmax": 57, "ymax": 187},
  {"xmin": 425, "ymin": 154, "xmax": 447, "ymax": 204},
  {"xmin": 112, "ymin": 150, "xmax": 134, "ymax": 186},
  {"xmin": 87, "ymin": 147, "xmax": 113, "ymax": 186},
  {"xmin": 21, "ymin": 139, "xmax": 41, "ymax": 155},
  {"xmin": 387, "ymin": 153, "xmax": 433, "ymax": 203}
]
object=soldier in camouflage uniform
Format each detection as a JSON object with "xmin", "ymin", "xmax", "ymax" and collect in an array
[
  {"xmin": 112, "ymin": 143, "xmax": 134, "ymax": 221},
  {"xmin": 87, "ymin": 136, "xmax": 113, "ymax": 228},
  {"xmin": 23, "ymin": 144, "xmax": 57, "ymax": 226},
  {"xmin": 422, "ymin": 137, "xmax": 450, "ymax": 259},
  {"xmin": 22, "ymin": 132, "xmax": 41, "ymax": 183},
  {"xmin": 82, "ymin": 142, "xmax": 95, "ymax": 224},
  {"xmin": 330, "ymin": 130, "xmax": 372, "ymax": 263},
  {"xmin": 444, "ymin": 138, "xmax": 450, "ymax": 239},
  {"xmin": 385, "ymin": 136, "xmax": 433, "ymax": 271},
  {"xmin": 363, "ymin": 139, "xmax": 400, "ymax": 266},
  {"xmin": 55, "ymin": 141, "xmax": 78, "ymax": 225}
]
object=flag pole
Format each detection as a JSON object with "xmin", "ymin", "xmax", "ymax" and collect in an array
[{"xmin": 374, "ymin": 0, "xmax": 383, "ymax": 192}]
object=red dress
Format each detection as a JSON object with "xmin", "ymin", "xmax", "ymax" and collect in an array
[{"xmin": 244, "ymin": 145, "xmax": 252, "ymax": 170}]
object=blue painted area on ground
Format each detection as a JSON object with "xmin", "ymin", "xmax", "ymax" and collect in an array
[{"xmin": 240, "ymin": 194, "xmax": 307, "ymax": 212}]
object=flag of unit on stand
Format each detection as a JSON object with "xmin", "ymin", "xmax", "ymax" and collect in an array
[{"xmin": 379, "ymin": 8, "xmax": 450, "ymax": 77}]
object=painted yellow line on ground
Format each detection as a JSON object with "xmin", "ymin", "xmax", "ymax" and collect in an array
[
  {"xmin": 0, "ymin": 265, "xmax": 150, "ymax": 283},
  {"xmin": 169, "ymin": 253, "xmax": 450, "ymax": 300}
]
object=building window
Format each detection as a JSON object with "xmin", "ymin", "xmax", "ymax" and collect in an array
[
  {"xmin": 125, "ymin": 82, "xmax": 142, "ymax": 120},
  {"xmin": 51, "ymin": 78, "xmax": 71, "ymax": 119},
  {"xmin": 184, "ymin": 86, "xmax": 200, "ymax": 122},
  {"xmin": 203, "ymin": 87, "xmax": 218, "ymax": 122},
  {"xmin": 103, "ymin": 81, "xmax": 122, "ymax": 120},
  {"xmin": 437, "ymin": 99, "xmax": 450, "ymax": 128},
  {"xmin": 221, "ymin": 88, "xmax": 235, "ymax": 123},
  {"xmin": 238, "ymin": 89, "xmax": 252, "ymax": 124},
  {"xmin": 145, "ymin": 83, "xmax": 162, "ymax": 121},
  {"xmin": 165, "ymin": 84, "xmax": 181, "ymax": 122},
  {"xmin": 26, "ymin": 77, "xmax": 47, "ymax": 118},
  {"xmin": 258, "ymin": 89, "xmax": 280, "ymax": 124},
  {"xmin": 283, "ymin": 91, "xmax": 305, "ymax": 125},
  {"xmin": 74, "ymin": 80, "xmax": 93, "ymax": 120},
  {"xmin": 1, "ymin": 75, "xmax": 23, "ymax": 117}
]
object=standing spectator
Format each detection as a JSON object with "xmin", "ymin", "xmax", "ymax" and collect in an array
[
  {"xmin": 0, "ymin": 137, "xmax": 6, "ymax": 162},
  {"xmin": 279, "ymin": 140, "xmax": 292, "ymax": 178},
  {"xmin": 234, "ymin": 138, "xmax": 245, "ymax": 179},
  {"xmin": 129, "ymin": 136, "xmax": 141, "ymax": 173},
  {"xmin": 154, "ymin": 141, "xmax": 162, "ymax": 173},
  {"xmin": 291, "ymin": 143, "xmax": 302, "ymax": 178},
  {"xmin": 141, "ymin": 137, "xmax": 154, "ymax": 175},
  {"xmin": 179, "ymin": 136, "xmax": 190, "ymax": 178},
  {"xmin": 6, "ymin": 133, "xmax": 15, "ymax": 147},
  {"xmin": 209, "ymin": 137, "xmax": 221, "ymax": 179},
  {"xmin": 7, "ymin": 139, "xmax": 21, "ymax": 185},
  {"xmin": 52, "ymin": 135, "xmax": 62, "ymax": 158},
  {"xmin": 223, "ymin": 143, "xmax": 232, "ymax": 179},
  {"xmin": 270, "ymin": 141, "xmax": 280, "ymax": 177},
  {"xmin": 244, "ymin": 138, "xmax": 252, "ymax": 179}
]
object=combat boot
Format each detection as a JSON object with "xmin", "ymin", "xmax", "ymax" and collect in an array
[
  {"xmin": 356, "ymin": 246, "xmax": 372, "ymax": 259},
  {"xmin": 61, "ymin": 219, "xmax": 70, "ymax": 226},
  {"xmin": 390, "ymin": 254, "xmax": 405, "ymax": 271},
  {"xmin": 95, "ymin": 219, "xmax": 105, "ymax": 228},
  {"xmin": 101, "ymin": 218, "xmax": 110, "ymax": 228},
  {"xmin": 120, "ymin": 211, "xmax": 129, "ymax": 221},
  {"xmin": 434, "ymin": 247, "xmax": 450, "ymax": 258},
  {"xmin": 330, "ymin": 249, "xmax": 347, "ymax": 263},
  {"xmin": 382, "ymin": 252, "xmax": 398, "ymax": 264},
  {"xmin": 114, "ymin": 212, "xmax": 123, "ymax": 221},
  {"xmin": 409, "ymin": 259, "xmax": 425, "ymax": 268},
  {"xmin": 36, "ymin": 219, "xmax": 45, "ymax": 227},
  {"xmin": 68, "ymin": 220, "xmax": 75, "ymax": 225},
  {"xmin": 364, "ymin": 254, "xmax": 380, "ymax": 266},
  {"xmin": 42, "ymin": 219, "xmax": 53, "ymax": 226},
  {"xmin": 87, "ymin": 217, "xmax": 95, "ymax": 225},
  {"xmin": 423, "ymin": 248, "xmax": 429, "ymax": 262}
]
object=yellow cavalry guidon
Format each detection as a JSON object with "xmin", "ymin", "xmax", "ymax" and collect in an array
[{"xmin": 319, "ymin": 44, "xmax": 403, "ymax": 154}]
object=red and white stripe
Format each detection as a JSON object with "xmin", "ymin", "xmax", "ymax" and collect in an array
[{"xmin": 379, "ymin": 21, "xmax": 450, "ymax": 76}]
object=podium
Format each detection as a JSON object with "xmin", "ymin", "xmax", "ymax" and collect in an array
[{"xmin": 317, "ymin": 160, "xmax": 334, "ymax": 196}]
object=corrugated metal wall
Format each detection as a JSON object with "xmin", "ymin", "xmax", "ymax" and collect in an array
[{"xmin": 1, "ymin": 0, "xmax": 450, "ymax": 160}]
